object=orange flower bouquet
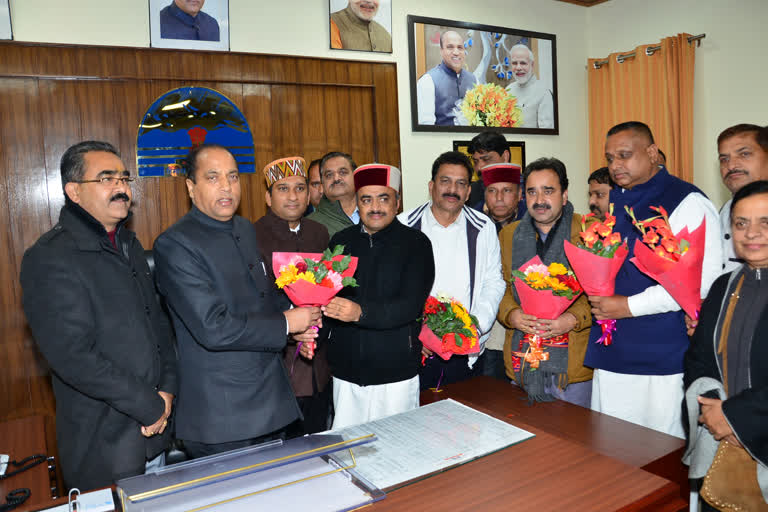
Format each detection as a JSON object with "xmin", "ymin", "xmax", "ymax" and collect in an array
[
  {"xmin": 458, "ymin": 83, "xmax": 523, "ymax": 127},
  {"xmin": 419, "ymin": 294, "xmax": 481, "ymax": 362},
  {"xmin": 510, "ymin": 256, "xmax": 581, "ymax": 371},
  {"xmin": 563, "ymin": 204, "xmax": 628, "ymax": 346},
  {"xmin": 625, "ymin": 206, "xmax": 706, "ymax": 319}
]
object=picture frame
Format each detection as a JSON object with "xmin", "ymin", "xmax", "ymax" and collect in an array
[
  {"xmin": 329, "ymin": 0, "xmax": 392, "ymax": 53},
  {"xmin": 453, "ymin": 140, "xmax": 526, "ymax": 181},
  {"xmin": 149, "ymin": 0, "xmax": 230, "ymax": 51},
  {"xmin": 0, "ymin": 0, "xmax": 12, "ymax": 41},
  {"xmin": 408, "ymin": 15, "xmax": 558, "ymax": 135}
]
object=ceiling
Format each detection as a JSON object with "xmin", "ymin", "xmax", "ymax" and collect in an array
[{"xmin": 553, "ymin": 0, "xmax": 613, "ymax": 6}]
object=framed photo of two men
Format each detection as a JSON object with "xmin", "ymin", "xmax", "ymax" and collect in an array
[
  {"xmin": 408, "ymin": 15, "xmax": 559, "ymax": 135},
  {"xmin": 149, "ymin": 0, "xmax": 230, "ymax": 51}
]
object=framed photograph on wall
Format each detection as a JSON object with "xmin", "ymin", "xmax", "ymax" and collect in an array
[
  {"xmin": 329, "ymin": 0, "xmax": 392, "ymax": 53},
  {"xmin": 408, "ymin": 15, "xmax": 558, "ymax": 135},
  {"xmin": 149, "ymin": 0, "xmax": 230, "ymax": 51},
  {"xmin": 0, "ymin": 0, "xmax": 12, "ymax": 40},
  {"xmin": 453, "ymin": 140, "xmax": 526, "ymax": 181}
]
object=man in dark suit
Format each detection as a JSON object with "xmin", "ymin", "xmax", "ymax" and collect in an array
[
  {"xmin": 21, "ymin": 140, "xmax": 176, "ymax": 491},
  {"xmin": 153, "ymin": 144, "xmax": 321, "ymax": 459}
]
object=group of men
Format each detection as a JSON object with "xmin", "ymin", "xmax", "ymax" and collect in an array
[
  {"xmin": 417, "ymin": 31, "xmax": 554, "ymax": 129},
  {"xmin": 20, "ymin": 119, "xmax": 767, "ymax": 492}
]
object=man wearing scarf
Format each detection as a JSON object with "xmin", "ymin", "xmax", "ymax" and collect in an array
[{"xmin": 498, "ymin": 157, "xmax": 593, "ymax": 406}]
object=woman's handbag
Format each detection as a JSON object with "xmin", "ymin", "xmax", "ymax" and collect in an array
[{"xmin": 700, "ymin": 275, "xmax": 768, "ymax": 511}]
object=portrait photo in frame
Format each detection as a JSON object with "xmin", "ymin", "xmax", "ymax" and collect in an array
[
  {"xmin": 0, "ymin": 0, "xmax": 12, "ymax": 40},
  {"xmin": 329, "ymin": 0, "xmax": 392, "ymax": 53},
  {"xmin": 149, "ymin": 0, "xmax": 230, "ymax": 51},
  {"xmin": 409, "ymin": 15, "xmax": 558, "ymax": 135}
]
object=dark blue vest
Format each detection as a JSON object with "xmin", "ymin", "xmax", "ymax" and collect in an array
[
  {"xmin": 584, "ymin": 168, "xmax": 704, "ymax": 375},
  {"xmin": 426, "ymin": 62, "xmax": 476, "ymax": 126}
]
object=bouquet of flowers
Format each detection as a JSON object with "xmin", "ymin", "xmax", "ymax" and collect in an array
[
  {"xmin": 563, "ymin": 205, "xmax": 628, "ymax": 346},
  {"xmin": 457, "ymin": 82, "xmax": 523, "ymax": 128},
  {"xmin": 625, "ymin": 205, "xmax": 706, "ymax": 319},
  {"xmin": 510, "ymin": 256, "xmax": 581, "ymax": 370},
  {"xmin": 419, "ymin": 294, "xmax": 481, "ymax": 362},
  {"xmin": 273, "ymin": 245, "xmax": 358, "ymax": 307}
]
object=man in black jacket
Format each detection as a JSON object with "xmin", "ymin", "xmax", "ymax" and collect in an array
[
  {"xmin": 153, "ymin": 144, "xmax": 321, "ymax": 458},
  {"xmin": 21, "ymin": 141, "xmax": 177, "ymax": 491},
  {"xmin": 320, "ymin": 163, "xmax": 435, "ymax": 428}
]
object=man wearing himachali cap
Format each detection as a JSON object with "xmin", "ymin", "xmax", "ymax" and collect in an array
[
  {"xmin": 253, "ymin": 157, "xmax": 332, "ymax": 435},
  {"xmin": 479, "ymin": 163, "xmax": 523, "ymax": 380},
  {"xmin": 314, "ymin": 164, "xmax": 435, "ymax": 428}
]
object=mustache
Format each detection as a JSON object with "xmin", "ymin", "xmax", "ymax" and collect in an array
[
  {"xmin": 110, "ymin": 193, "xmax": 130, "ymax": 202},
  {"xmin": 331, "ymin": 179, "xmax": 346, "ymax": 187},
  {"xmin": 725, "ymin": 169, "xmax": 748, "ymax": 179},
  {"xmin": 366, "ymin": 211, "xmax": 385, "ymax": 217},
  {"xmin": 589, "ymin": 204, "xmax": 601, "ymax": 214},
  {"xmin": 532, "ymin": 203, "xmax": 551, "ymax": 210},
  {"xmin": 442, "ymin": 193, "xmax": 461, "ymax": 200}
]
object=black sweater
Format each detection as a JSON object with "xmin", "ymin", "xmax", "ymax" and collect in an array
[{"xmin": 327, "ymin": 218, "xmax": 435, "ymax": 386}]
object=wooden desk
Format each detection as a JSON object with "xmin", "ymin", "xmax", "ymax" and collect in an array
[
  {"xmin": 371, "ymin": 376, "xmax": 688, "ymax": 511},
  {"xmin": 0, "ymin": 416, "xmax": 54, "ymax": 512}
]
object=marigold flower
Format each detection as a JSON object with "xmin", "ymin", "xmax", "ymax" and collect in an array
[{"xmin": 547, "ymin": 262, "xmax": 568, "ymax": 276}]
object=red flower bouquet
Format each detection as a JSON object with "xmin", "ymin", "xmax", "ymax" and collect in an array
[
  {"xmin": 273, "ymin": 245, "xmax": 358, "ymax": 307},
  {"xmin": 563, "ymin": 205, "xmax": 628, "ymax": 346},
  {"xmin": 419, "ymin": 295, "xmax": 481, "ymax": 361},
  {"xmin": 510, "ymin": 256, "xmax": 582, "ymax": 370},
  {"xmin": 626, "ymin": 206, "xmax": 706, "ymax": 319}
]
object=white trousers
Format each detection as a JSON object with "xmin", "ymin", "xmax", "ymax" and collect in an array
[
  {"xmin": 591, "ymin": 369, "xmax": 685, "ymax": 439},
  {"xmin": 332, "ymin": 375, "xmax": 420, "ymax": 429}
]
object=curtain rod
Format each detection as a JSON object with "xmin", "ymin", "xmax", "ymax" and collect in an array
[{"xmin": 592, "ymin": 33, "xmax": 705, "ymax": 69}]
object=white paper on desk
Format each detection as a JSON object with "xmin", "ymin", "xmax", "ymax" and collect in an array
[
  {"xmin": 328, "ymin": 398, "xmax": 535, "ymax": 490},
  {"xmin": 41, "ymin": 488, "xmax": 114, "ymax": 512}
]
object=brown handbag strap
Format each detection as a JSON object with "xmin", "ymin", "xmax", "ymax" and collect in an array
[{"xmin": 717, "ymin": 274, "xmax": 745, "ymax": 396}]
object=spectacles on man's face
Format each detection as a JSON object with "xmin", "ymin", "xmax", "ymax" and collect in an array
[{"xmin": 76, "ymin": 176, "xmax": 135, "ymax": 186}]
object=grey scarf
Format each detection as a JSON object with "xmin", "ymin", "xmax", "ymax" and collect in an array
[{"xmin": 510, "ymin": 202, "xmax": 574, "ymax": 402}]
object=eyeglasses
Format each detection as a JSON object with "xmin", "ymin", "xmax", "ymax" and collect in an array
[{"xmin": 76, "ymin": 177, "xmax": 135, "ymax": 186}]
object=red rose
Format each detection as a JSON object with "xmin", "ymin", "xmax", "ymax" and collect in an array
[{"xmin": 296, "ymin": 261, "xmax": 308, "ymax": 272}]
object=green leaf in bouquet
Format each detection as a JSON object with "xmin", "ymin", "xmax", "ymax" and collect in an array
[
  {"xmin": 341, "ymin": 276, "xmax": 358, "ymax": 287},
  {"xmin": 330, "ymin": 245, "xmax": 345, "ymax": 257},
  {"xmin": 315, "ymin": 264, "xmax": 329, "ymax": 282},
  {"xmin": 511, "ymin": 269, "xmax": 528, "ymax": 281}
]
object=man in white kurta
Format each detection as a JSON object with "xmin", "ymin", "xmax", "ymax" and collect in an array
[
  {"xmin": 505, "ymin": 44, "xmax": 554, "ymax": 129},
  {"xmin": 399, "ymin": 151, "xmax": 505, "ymax": 389}
]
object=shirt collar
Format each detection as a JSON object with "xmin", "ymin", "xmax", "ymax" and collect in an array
[{"xmin": 426, "ymin": 201, "xmax": 465, "ymax": 230}]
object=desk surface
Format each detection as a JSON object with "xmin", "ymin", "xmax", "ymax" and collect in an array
[{"xmin": 371, "ymin": 376, "xmax": 688, "ymax": 512}]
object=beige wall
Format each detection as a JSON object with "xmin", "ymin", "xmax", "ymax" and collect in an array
[
  {"xmin": 587, "ymin": 0, "xmax": 768, "ymax": 209},
  {"xmin": 8, "ymin": 0, "xmax": 590, "ymax": 212},
  {"xmin": 10, "ymin": 0, "xmax": 765, "ymax": 212}
]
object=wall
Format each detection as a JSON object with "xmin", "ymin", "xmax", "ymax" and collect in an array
[
  {"xmin": 8, "ymin": 0, "xmax": 591, "ymax": 212},
  {"xmin": 587, "ymin": 0, "xmax": 768, "ymax": 209}
]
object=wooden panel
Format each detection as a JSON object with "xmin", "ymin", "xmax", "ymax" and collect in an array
[{"xmin": 0, "ymin": 42, "xmax": 401, "ymax": 443}]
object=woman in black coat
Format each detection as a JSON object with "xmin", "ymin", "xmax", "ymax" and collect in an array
[{"xmin": 684, "ymin": 180, "xmax": 768, "ymax": 509}]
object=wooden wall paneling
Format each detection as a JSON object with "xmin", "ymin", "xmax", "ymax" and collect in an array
[
  {"xmin": 39, "ymin": 80, "xmax": 81, "ymax": 227},
  {"xmin": 0, "ymin": 77, "xmax": 53, "ymax": 422},
  {"xmin": 372, "ymin": 65, "xmax": 401, "ymax": 169},
  {"xmin": 298, "ymin": 85, "xmax": 329, "ymax": 163},
  {"xmin": 322, "ymin": 86, "xmax": 354, "ymax": 157},
  {"xmin": 242, "ymin": 83, "xmax": 273, "ymax": 222},
  {"xmin": 266, "ymin": 55, "xmax": 299, "ymax": 84},
  {"xmin": 347, "ymin": 88, "xmax": 376, "ymax": 166},
  {"xmin": 346, "ymin": 62, "xmax": 374, "ymax": 86}
]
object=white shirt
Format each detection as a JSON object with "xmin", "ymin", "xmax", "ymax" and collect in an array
[
  {"xmin": 421, "ymin": 207, "xmax": 472, "ymax": 308},
  {"xmin": 719, "ymin": 198, "xmax": 741, "ymax": 274},
  {"xmin": 626, "ymin": 192, "xmax": 723, "ymax": 317},
  {"xmin": 505, "ymin": 76, "xmax": 554, "ymax": 129},
  {"xmin": 416, "ymin": 73, "xmax": 438, "ymax": 125}
]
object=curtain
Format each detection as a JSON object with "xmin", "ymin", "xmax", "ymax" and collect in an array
[{"xmin": 587, "ymin": 34, "xmax": 696, "ymax": 183}]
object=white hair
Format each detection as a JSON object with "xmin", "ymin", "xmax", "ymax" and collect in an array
[{"xmin": 509, "ymin": 44, "xmax": 534, "ymax": 63}]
